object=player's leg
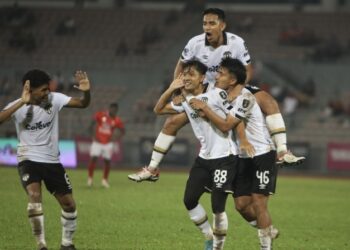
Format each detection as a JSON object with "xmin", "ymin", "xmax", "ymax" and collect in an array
[
  {"xmin": 101, "ymin": 142, "xmax": 114, "ymax": 188},
  {"xmin": 184, "ymin": 157, "xmax": 213, "ymax": 249},
  {"xmin": 128, "ymin": 112, "xmax": 188, "ymax": 182},
  {"xmin": 232, "ymin": 158, "xmax": 259, "ymax": 227},
  {"xmin": 232, "ymin": 156, "xmax": 280, "ymax": 245},
  {"xmin": 251, "ymin": 151, "xmax": 279, "ymax": 250},
  {"xmin": 44, "ymin": 163, "xmax": 77, "ymax": 250},
  {"xmin": 87, "ymin": 141, "xmax": 101, "ymax": 186},
  {"xmin": 18, "ymin": 161, "xmax": 47, "ymax": 250},
  {"xmin": 210, "ymin": 155, "xmax": 237, "ymax": 250},
  {"xmin": 257, "ymin": 91, "xmax": 305, "ymax": 166},
  {"xmin": 55, "ymin": 193, "xmax": 77, "ymax": 250}
]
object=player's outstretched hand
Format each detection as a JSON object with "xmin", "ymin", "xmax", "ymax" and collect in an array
[
  {"xmin": 74, "ymin": 71, "xmax": 90, "ymax": 92},
  {"xmin": 21, "ymin": 80, "xmax": 31, "ymax": 104}
]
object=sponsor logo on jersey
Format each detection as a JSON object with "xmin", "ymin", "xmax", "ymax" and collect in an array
[
  {"xmin": 208, "ymin": 65, "xmax": 219, "ymax": 72},
  {"xmin": 25, "ymin": 121, "xmax": 52, "ymax": 131},
  {"xmin": 202, "ymin": 55, "xmax": 208, "ymax": 60},
  {"xmin": 238, "ymin": 108, "xmax": 246, "ymax": 113}
]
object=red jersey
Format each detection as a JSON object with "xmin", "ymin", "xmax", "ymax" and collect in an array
[{"xmin": 93, "ymin": 111, "xmax": 124, "ymax": 144}]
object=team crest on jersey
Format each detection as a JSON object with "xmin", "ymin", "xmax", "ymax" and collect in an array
[
  {"xmin": 242, "ymin": 99, "xmax": 250, "ymax": 108},
  {"xmin": 201, "ymin": 97, "xmax": 208, "ymax": 103},
  {"xmin": 22, "ymin": 173, "xmax": 30, "ymax": 182},
  {"xmin": 223, "ymin": 51, "xmax": 232, "ymax": 58}
]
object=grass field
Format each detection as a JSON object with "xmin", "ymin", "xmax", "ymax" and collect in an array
[{"xmin": 0, "ymin": 166, "xmax": 349, "ymax": 250}]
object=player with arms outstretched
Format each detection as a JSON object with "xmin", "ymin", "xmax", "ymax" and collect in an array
[{"xmin": 0, "ymin": 69, "xmax": 91, "ymax": 250}]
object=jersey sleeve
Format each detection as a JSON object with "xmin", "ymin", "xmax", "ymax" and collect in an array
[
  {"xmin": 180, "ymin": 37, "xmax": 196, "ymax": 62},
  {"xmin": 213, "ymin": 88, "xmax": 231, "ymax": 114},
  {"xmin": 235, "ymin": 37, "xmax": 251, "ymax": 65},
  {"xmin": 170, "ymin": 101, "xmax": 185, "ymax": 113},
  {"xmin": 231, "ymin": 92, "xmax": 255, "ymax": 120},
  {"xmin": 115, "ymin": 117, "xmax": 125, "ymax": 130},
  {"xmin": 2, "ymin": 99, "xmax": 21, "ymax": 120},
  {"xmin": 51, "ymin": 92, "xmax": 72, "ymax": 110}
]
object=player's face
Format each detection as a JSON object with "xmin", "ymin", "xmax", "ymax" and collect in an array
[
  {"xmin": 203, "ymin": 14, "xmax": 226, "ymax": 46},
  {"xmin": 183, "ymin": 66, "xmax": 204, "ymax": 92},
  {"xmin": 215, "ymin": 67, "xmax": 236, "ymax": 90},
  {"xmin": 30, "ymin": 84, "xmax": 50, "ymax": 104},
  {"xmin": 109, "ymin": 106, "xmax": 118, "ymax": 117}
]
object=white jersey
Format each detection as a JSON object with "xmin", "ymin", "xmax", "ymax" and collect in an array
[
  {"xmin": 180, "ymin": 32, "xmax": 251, "ymax": 86},
  {"xmin": 171, "ymin": 86, "xmax": 238, "ymax": 159},
  {"xmin": 230, "ymin": 86, "xmax": 275, "ymax": 158},
  {"xmin": 3, "ymin": 92, "xmax": 71, "ymax": 163}
]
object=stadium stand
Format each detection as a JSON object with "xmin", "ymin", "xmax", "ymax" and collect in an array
[{"xmin": 0, "ymin": 3, "xmax": 349, "ymax": 172}]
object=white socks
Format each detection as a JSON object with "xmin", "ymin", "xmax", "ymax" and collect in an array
[
  {"xmin": 213, "ymin": 212, "xmax": 228, "ymax": 250},
  {"xmin": 27, "ymin": 203, "xmax": 46, "ymax": 247},
  {"xmin": 188, "ymin": 204, "xmax": 213, "ymax": 240},
  {"xmin": 258, "ymin": 227, "xmax": 272, "ymax": 250},
  {"xmin": 266, "ymin": 113, "xmax": 287, "ymax": 154},
  {"xmin": 61, "ymin": 210, "xmax": 77, "ymax": 246},
  {"xmin": 149, "ymin": 132, "xmax": 176, "ymax": 169}
]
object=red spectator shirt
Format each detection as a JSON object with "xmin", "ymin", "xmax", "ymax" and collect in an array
[{"xmin": 93, "ymin": 111, "xmax": 124, "ymax": 144}]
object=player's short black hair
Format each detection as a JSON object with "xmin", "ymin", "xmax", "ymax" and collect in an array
[
  {"xmin": 220, "ymin": 58, "xmax": 246, "ymax": 84},
  {"xmin": 183, "ymin": 60, "xmax": 208, "ymax": 76},
  {"xmin": 22, "ymin": 69, "xmax": 51, "ymax": 88},
  {"xmin": 202, "ymin": 8, "xmax": 226, "ymax": 21},
  {"xmin": 110, "ymin": 103, "xmax": 118, "ymax": 109}
]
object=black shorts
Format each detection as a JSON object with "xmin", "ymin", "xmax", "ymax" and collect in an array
[
  {"xmin": 233, "ymin": 150, "xmax": 277, "ymax": 197},
  {"xmin": 187, "ymin": 155, "xmax": 238, "ymax": 194},
  {"xmin": 18, "ymin": 160, "xmax": 73, "ymax": 195}
]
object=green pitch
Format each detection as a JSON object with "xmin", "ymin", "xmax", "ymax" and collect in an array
[{"xmin": 0, "ymin": 167, "xmax": 349, "ymax": 250}]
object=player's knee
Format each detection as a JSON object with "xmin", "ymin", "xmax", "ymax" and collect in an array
[
  {"xmin": 162, "ymin": 115, "xmax": 187, "ymax": 135},
  {"xmin": 27, "ymin": 190, "xmax": 42, "ymax": 202},
  {"xmin": 183, "ymin": 196, "xmax": 198, "ymax": 211},
  {"xmin": 252, "ymin": 195, "xmax": 268, "ymax": 212},
  {"xmin": 235, "ymin": 201, "xmax": 247, "ymax": 214},
  {"xmin": 61, "ymin": 200, "xmax": 76, "ymax": 212}
]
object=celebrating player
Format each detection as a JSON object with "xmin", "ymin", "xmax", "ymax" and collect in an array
[
  {"xmin": 87, "ymin": 103, "xmax": 125, "ymax": 188},
  {"xmin": 154, "ymin": 60, "xmax": 241, "ymax": 250},
  {"xmin": 128, "ymin": 8, "xmax": 302, "ymax": 183},
  {"xmin": 0, "ymin": 69, "xmax": 91, "ymax": 250},
  {"xmin": 190, "ymin": 58, "xmax": 304, "ymax": 250}
]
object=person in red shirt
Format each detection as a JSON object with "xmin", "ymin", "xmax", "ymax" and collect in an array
[{"xmin": 87, "ymin": 103, "xmax": 125, "ymax": 188}]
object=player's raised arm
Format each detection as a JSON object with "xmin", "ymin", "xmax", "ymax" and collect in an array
[
  {"xmin": 0, "ymin": 80, "xmax": 30, "ymax": 124},
  {"xmin": 65, "ymin": 71, "xmax": 91, "ymax": 108},
  {"xmin": 154, "ymin": 77, "xmax": 185, "ymax": 115}
]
